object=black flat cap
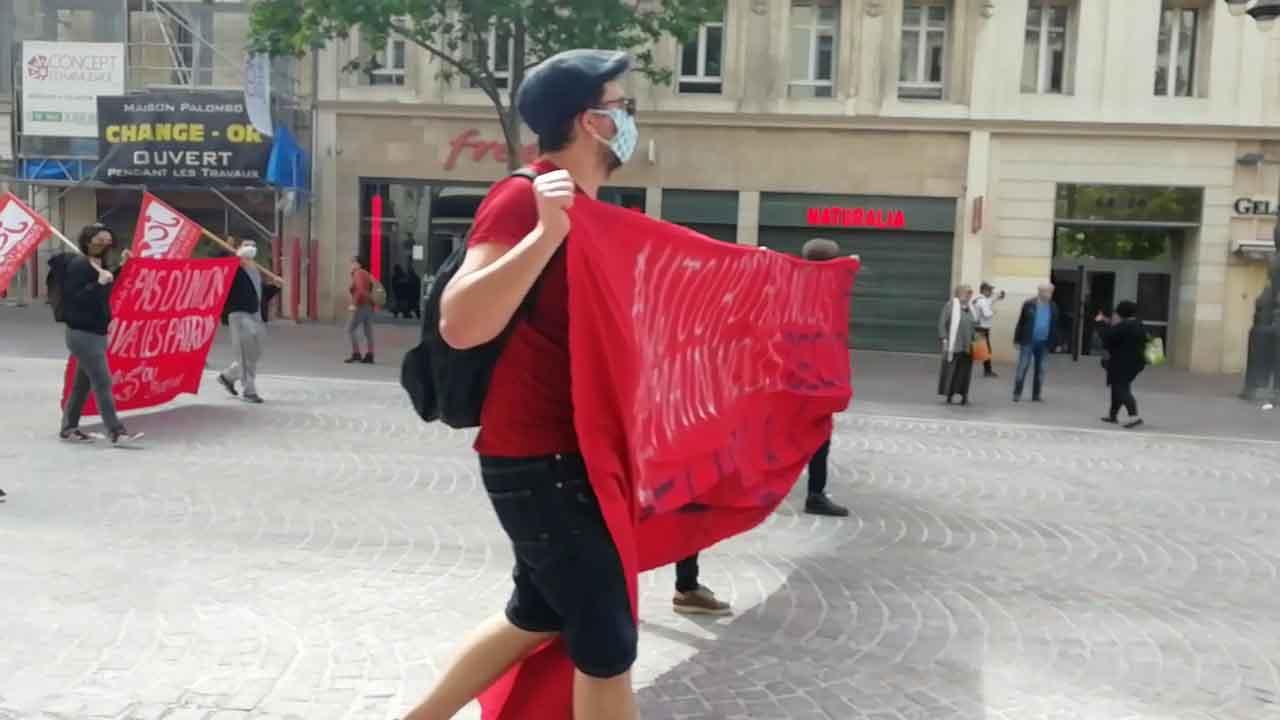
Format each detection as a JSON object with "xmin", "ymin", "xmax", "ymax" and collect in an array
[{"xmin": 517, "ymin": 49, "xmax": 631, "ymax": 136}]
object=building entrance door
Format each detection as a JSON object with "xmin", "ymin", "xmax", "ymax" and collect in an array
[{"xmin": 1050, "ymin": 224, "xmax": 1179, "ymax": 362}]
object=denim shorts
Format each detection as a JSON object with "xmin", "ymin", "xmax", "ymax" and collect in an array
[{"xmin": 480, "ymin": 453, "xmax": 637, "ymax": 678}]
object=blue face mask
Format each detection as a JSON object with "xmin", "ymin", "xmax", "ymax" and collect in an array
[{"xmin": 587, "ymin": 107, "xmax": 638, "ymax": 165}]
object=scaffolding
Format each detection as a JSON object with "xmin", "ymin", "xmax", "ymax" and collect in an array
[{"xmin": 2, "ymin": 0, "xmax": 314, "ymax": 316}]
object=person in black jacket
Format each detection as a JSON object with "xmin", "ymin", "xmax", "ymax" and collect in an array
[
  {"xmin": 217, "ymin": 239, "xmax": 280, "ymax": 404},
  {"xmin": 1011, "ymin": 283, "xmax": 1060, "ymax": 402},
  {"xmin": 1099, "ymin": 300, "xmax": 1147, "ymax": 429},
  {"xmin": 57, "ymin": 223, "xmax": 142, "ymax": 445}
]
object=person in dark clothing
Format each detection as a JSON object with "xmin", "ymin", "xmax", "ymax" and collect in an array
[
  {"xmin": 218, "ymin": 239, "xmax": 280, "ymax": 404},
  {"xmin": 1099, "ymin": 300, "xmax": 1147, "ymax": 429},
  {"xmin": 1012, "ymin": 283, "xmax": 1060, "ymax": 402},
  {"xmin": 56, "ymin": 223, "xmax": 142, "ymax": 445},
  {"xmin": 391, "ymin": 264, "xmax": 418, "ymax": 318},
  {"xmin": 798, "ymin": 237, "xmax": 851, "ymax": 517}
]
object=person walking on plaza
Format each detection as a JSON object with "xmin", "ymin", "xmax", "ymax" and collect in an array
[
  {"xmin": 218, "ymin": 239, "xmax": 278, "ymax": 405},
  {"xmin": 401, "ymin": 49, "xmax": 643, "ymax": 720},
  {"xmin": 1012, "ymin": 283, "xmax": 1060, "ymax": 403},
  {"xmin": 938, "ymin": 284, "xmax": 978, "ymax": 406},
  {"xmin": 54, "ymin": 223, "xmax": 142, "ymax": 445},
  {"xmin": 798, "ymin": 237, "xmax": 851, "ymax": 517},
  {"xmin": 673, "ymin": 553, "xmax": 732, "ymax": 615},
  {"xmin": 346, "ymin": 257, "xmax": 376, "ymax": 364},
  {"xmin": 972, "ymin": 282, "xmax": 1004, "ymax": 378},
  {"xmin": 1099, "ymin": 300, "xmax": 1148, "ymax": 429}
]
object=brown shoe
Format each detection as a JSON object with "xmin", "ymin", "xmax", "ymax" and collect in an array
[{"xmin": 673, "ymin": 586, "xmax": 732, "ymax": 616}]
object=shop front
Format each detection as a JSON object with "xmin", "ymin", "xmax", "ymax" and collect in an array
[
  {"xmin": 1047, "ymin": 184, "xmax": 1201, "ymax": 363},
  {"xmin": 758, "ymin": 193, "xmax": 958, "ymax": 353}
]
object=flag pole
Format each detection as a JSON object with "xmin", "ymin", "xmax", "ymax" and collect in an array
[
  {"xmin": 198, "ymin": 227, "xmax": 286, "ymax": 286},
  {"xmin": 47, "ymin": 224, "xmax": 84, "ymax": 255}
]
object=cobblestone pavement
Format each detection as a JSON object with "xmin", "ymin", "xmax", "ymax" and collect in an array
[{"xmin": 1, "ymin": 356, "xmax": 1279, "ymax": 720}]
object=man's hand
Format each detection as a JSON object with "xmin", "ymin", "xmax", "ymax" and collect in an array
[
  {"xmin": 97, "ymin": 268, "xmax": 114, "ymax": 285},
  {"xmin": 348, "ymin": 305, "xmax": 356, "ymax": 312},
  {"xmin": 532, "ymin": 169, "xmax": 574, "ymax": 242}
]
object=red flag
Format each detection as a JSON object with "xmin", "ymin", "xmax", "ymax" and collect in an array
[
  {"xmin": 61, "ymin": 257, "xmax": 239, "ymax": 415},
  {"xmin": 0, "ymin": 192, "xmax": 53, "ymax": 295},
  {"xmin": 132, "ymin": 192, "xmax": 203, "ymax": 259},
  {"xmin": 479, "ymin": 198, "xmax": 859, "ymax": 719}
]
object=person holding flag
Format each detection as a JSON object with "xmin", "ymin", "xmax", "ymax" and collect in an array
[
  {"xmin": 401, "ymin": 49, "xmax": 641, "ymax": 720},
  {"xmin": 218, "ymin": 237, "xmax": 280, "ymax": 404},
  {"xmin": 55, "ymin": 223, "xmax": 143, "ymax": 445}
]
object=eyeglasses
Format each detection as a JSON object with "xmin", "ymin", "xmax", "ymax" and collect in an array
[{"xmin": 595, "ymin": 96, "xmax": 637, "ymax": 116}]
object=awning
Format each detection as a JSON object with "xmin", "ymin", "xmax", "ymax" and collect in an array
[{"xmin": 1234, "ymin": 239, "xmax": 1277, "ymax": 259}]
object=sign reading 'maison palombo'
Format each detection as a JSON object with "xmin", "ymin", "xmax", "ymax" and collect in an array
[{"xmin": 97, "ymin": 90, "xmax": 272, "ymax": 185}]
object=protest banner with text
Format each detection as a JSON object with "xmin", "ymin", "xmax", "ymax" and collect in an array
[
  {"xmin": 479, "ymin": 198, "xmax": 860, "ymax": 720},
  {"xmin": 0, "ymin": 192, "xmax": 54, "ymax": 295},
  {"xmin": 62, "ymin": 257, "xmax": 238, "ymax": 415}
]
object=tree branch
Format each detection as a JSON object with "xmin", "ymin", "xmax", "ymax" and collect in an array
[{"xmin": 388, "ymin": 18, "xmax": 486, "ymax": 88}]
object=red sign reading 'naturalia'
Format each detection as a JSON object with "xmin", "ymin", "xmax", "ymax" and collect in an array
[{"xmin": 807, "ymin": 206, "xmax": 906, "ymax": 229}]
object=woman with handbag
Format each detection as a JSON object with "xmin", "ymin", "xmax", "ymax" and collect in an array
[
  {"xmin": 938, "ymin": 284, "xmax": 978, "ymax": 406},
  {"xmin": 1098, "ymin": 300, "xmax": 1147, "ymax": 429}
]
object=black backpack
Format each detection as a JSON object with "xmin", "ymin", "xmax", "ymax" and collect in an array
[
  {"xmin": 46, "ymin": 253, "xmax": 75, "ymax": 323},
  {"xmin": 400, "ymin": 168, "xmax": 539, "ymax": 428}
]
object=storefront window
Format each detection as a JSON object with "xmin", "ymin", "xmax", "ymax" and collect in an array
[
  {"xmin": 1053, "ymin": 226, "xmax": 1175, "ymax": 262},
  {"xmin": 1054, "ymin": 184, "xmax": 1203, "ymax": 224},
  {"xmin": 599, "ymin": 187, "xmax": 646, "ymax": 212},
  {"xmin": 662, "ymin": 189, "xmax": 738, "ymax": 243}
]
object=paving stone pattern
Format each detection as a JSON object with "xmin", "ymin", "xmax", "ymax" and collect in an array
[{"xmin": 1, "ymin": 358, "xmax": 1278, "ymax": 720}]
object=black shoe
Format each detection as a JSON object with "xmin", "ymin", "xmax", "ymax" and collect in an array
[
  {"xmin": 1012, "ymin": 395, "xmax": 1021, "ymax": 403},
  {"xmin": 945, "ymin": 395, "xmax": 953, "ymax": 405},
  {"xmin": 960, "ymin": 395, "xmax": 969, "ymax": 406},
  {"xmin": 1102, "ymin": 417, "xmax": 1119, "ymax": 424},
  {"xmin": 243, "ymin": 394, "xmax": 264, "ymax": 404},
  {"xmin": 0, "ymin": 488, "xmax": 7, "ymax": 502},
  {"xmin": 343, "ymin": 353, "xmax": 362, "ymax": 364},
  {"xmin": 984, "ymin": 371, "xmax": 999, "ymax": 378},
  {"xmin": 1124, "ymin": 418, "xmax": 1144, "ymax": 429},
  {"xmin": 59, "ymin": 428, "xmax": 97, "ymax": 443},
  {"xmin": 805, "ymin": 494, "xmax": 850, "ymax": 517},
  {"xmin": 361, "ymin": 353, "xmax": 374, "ymax": 364},
  {"xmin": 218, "ymin": 373, "xmax": 238, "ymax": 397},
  {"xmin": 110, "ymin": 430, "xmax": 144, "ymax": 446}
]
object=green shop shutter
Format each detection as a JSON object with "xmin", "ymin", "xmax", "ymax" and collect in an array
[{"xmin": 760, "ymin": 228, "xmax": 954, "ymax": 353}]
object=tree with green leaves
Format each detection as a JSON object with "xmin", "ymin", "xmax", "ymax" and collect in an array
[{"xmin": 248, "ymin": 0, "xmax": 723, "ymax": 170}]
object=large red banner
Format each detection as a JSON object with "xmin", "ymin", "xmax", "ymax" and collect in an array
[
  {"xmin": 479, "ymin": 198, "xmax": 860, "ymax": 719},
  {"xmin": 61, "ymin": 257, "xmax": 238, "ymax": 415},
  {"xmin": 132, "ymin": 192, "xmax": 203, "ymax": 259},
  {"xmin": 0, "ymin": 192, "xmax": 53, "ymax": 295}
]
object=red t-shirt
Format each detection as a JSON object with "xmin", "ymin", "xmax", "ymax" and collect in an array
[{"xmin": 468, "ymin": 160, "xmax": 577, "ymax": 457}]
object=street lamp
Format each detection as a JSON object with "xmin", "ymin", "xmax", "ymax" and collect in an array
[{"xmin": 1226, "ymin": 0, "xmax": 1280, "ymax": 30}]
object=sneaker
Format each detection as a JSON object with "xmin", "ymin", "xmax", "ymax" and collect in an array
[
  {"xmin": 673, "ymin": 586, "xmax": 732, "ymax": 616},
  {"xmin": 343, "ymin": 353, "xmax": 362, "ymax": 364},
  {"xmin": 243, "ymin": 394, "xmax": 264, "ymax": 404},
  {"xmin": 805, "ymin": 494, "xmax": 850, "ymax": 517},
  {"xmin": 109, "ymin": 430, "xmax": 144, "ymax": 446},
  {"xmin": 361, "ymin": 353, "xmax": 375, "ymax": 364},
  {"xmin": 217, "ymin": 373, "xmax": 238, "ymax": 397},
  {"xmin": 59, "ymin": 428, "xmax": 97, "ymax": 443}
]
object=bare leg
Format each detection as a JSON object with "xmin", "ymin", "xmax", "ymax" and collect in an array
[
  {"xmin": 402, "ymin": 614, "xmax": 553, "ymax": 720},
  {"xmin": 574, "ymin": 669, "xmax": 637, "ymax": 720}
]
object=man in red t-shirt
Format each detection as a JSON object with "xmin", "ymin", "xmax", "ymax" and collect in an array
[{"xmin": 402, "ymin": 49, "xmax": 641, "ymax": 720}]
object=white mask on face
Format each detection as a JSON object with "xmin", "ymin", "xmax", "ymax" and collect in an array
[
  {"xmin": 587, "ymin": 107, "xmax": 638, "ymax": 165},
  {"xmin": 237, "ymin": 244, "xmax": 258, "ymax": 259}
]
